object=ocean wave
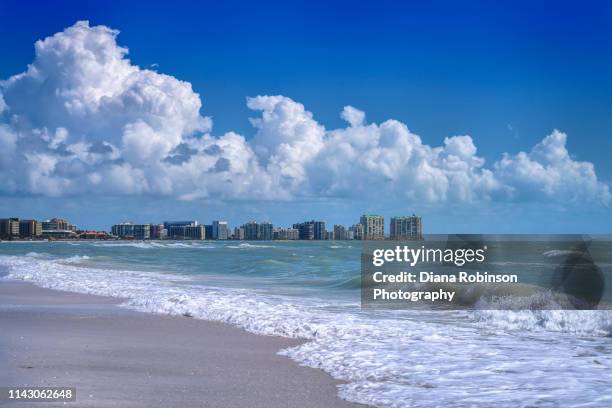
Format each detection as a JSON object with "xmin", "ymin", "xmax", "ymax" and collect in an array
[
  {"xmin": 471, "ymin": 308, "xmax": 612, "ymax": 337},
  {"xmin": 227, "ymin": 243, "xmax": 275, "ymax": 249},
  {"xmin": 2, "ymin": 254, "xmax": 612, "ymax": 407},
  {"xmin": 61, "ymin": 255, "xmax": 92, "ymax": 264},
  {"xmin": 85, "ymin": 241, "xmax": 217, "ymax": 249},
  {"xmin": 543, "ymin": 249, "xmax": 585, "ymax": 257}
]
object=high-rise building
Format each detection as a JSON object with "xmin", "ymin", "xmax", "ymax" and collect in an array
[
  {"xmin": 0, "ymin": 218, "xmax": 20, "ymax": 238},
  {"xmin": 111, "ymin": 223, "xmax": 151, "ymax": 240},
  {"xmin": 390, "ymin": 215, "xmax": 423, "ymax": 240},
  {"xmin": 259, "ymin": 222, "xmax": 273, "ymax": 240},
  {"xmin": 150, "ymin": 224, "xmax": 166, "ymax": 240},
  {"xmin": 164, "ymin": 220, "xmax": 198, "ymax": 228},
  {"xmin": 166, "ymin": 224, "xmax": 205, "ymax": 240},
  {"xmin": 233, "ymin": 226, "xmax": 245, "ymax": 240},
  {"xmin": 349, "ymin": 223, "xmax": 364, "ymax": 240},
  {"xmin": 41, "ymin": 218, "xmax": 77, "ymax": 238},
  {"xmin": 243, "ymin": 221, "xmax": 259, "ymax": 240},
  {"xmin": 345, "ymin": 230, "xmax": 355, "ymax": 240},
  {"xmin": 19, "ymin": 219, "xmax": 42, "ymax": 238},
  {"xmin": 333, "ymin": 225, "xmax": 346, "ymax": 240},
  {"xmin": 184, "ymin": 225, "xmax": 205, "ymax": 240},
  {"xmin": 243, "ymin": 221, "xmax": 273, "ymax": 240},
  {"xmin": 204, "ymin": 225, "xmax": 213, "ymax": 240},
  {"xmin": 293, "ymin": 220, "xmax": 326, "ymax": 240},
  {"xmin": 325, "ymin": 231, "xmax": 334, "ymax": 240},
  {"xmin": 212, "ymin": 221, "xmax": 229, "ymax": 240},
  {"xmin": 293, "ymin": 222, "xmax": 314, "ymax": 240},
  {"xmin": 164, "ymin": 221, "xmax": 199, "ymax": 239},
  {"xmin": 42, "ymin": 218, "xmax": 76, "ymax": 232},
  {"xmin": 273, "ymin": 228, "xmax": 299, "ymax": 240},
  {"xmin": 360, "ymin": 215, "xmax": 384, "ymax": 240},
  {"xmin": 313, "ymin": 221, "xmax": 326, "ymax": 240}
]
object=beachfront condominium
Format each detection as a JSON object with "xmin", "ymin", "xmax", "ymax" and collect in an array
[
  {"xmin": 212, "ymin": 221, "xmax": 229, "ymax": 240},
  {"xmin": 233, "ymin": 226, "xmax": 245, "ymax": 240},
  {"xmin": 349, "ymin": 223, "xmax": 363, "ymax": 240},
  {"xmin": 1, "ymin": 218, "xmax": 43, "ymax": 239},
  {"xmin": 41, "ymin": 218, "xmax": 78, "ymax": 239},
  {"xmin": 273, "ymin": 228, "xmax": 299, "ymax": 240},
  {"xmin": 243, "ymin": 221, "xmax": 273, "ymax": 240},
  {"xmin": 293, "ymin": 220, "xmax": 326, "ymax": 240},
  {"xmin": 111, "ymin": 223, "xmax": 151, "ymax": 240},
  {"xmin": 19, "ymin": 219, "xmax": 42, "ymax": 238},
  {"xmin": 150, "ymin": 224, "xmax": 166, "ymax": 240},
  {"xmin": 164, "ymin": 220, "xmax": 198, "ymax": 229},
  {"xmin": 390, "ymin": 215, "xmax": 423, "ymax": 240},
  {"xmin": 0, "ymin": 218, "xmax": 20, "ymax": 238},
  {"xmin": 244, "ymin": 221, "xmax": 258, "ymax": 240},
  {"xmin": 333, "ymin": 225, "xmax": 346, "ymax": 240},
  {"xmin": 42, "ymin": 218, "xmax": 76, "ymax": 232},
  {"xmin": 167, "ymin": 225, "xmax": 205, "ymax": 240},
  {"xmin": 360, "ymin": 215, "xmax": 384, "ymax": 240},
  {"xmin": 163, "ymin": 221, "xmax": 204, "ymax": 240},
  {"xmin": 204, "ymin": 225, "xmax": 213, "ymax": 239}
]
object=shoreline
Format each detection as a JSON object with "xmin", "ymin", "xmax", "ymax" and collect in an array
[{"xmin": 0, "ymin": 279, "xmax": 366, "ymax": 408}]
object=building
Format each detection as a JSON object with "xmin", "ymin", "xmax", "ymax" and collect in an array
[
  {"xmin": 325, "ymin": 231, "xmax": 334, "ymax": 240},
  {"xmin": 166, "ymin": 224, "xmax": 205, "ymax": 240},
  {"xmin": 243, "ymin": 221, "xmax": 273, "ymax": 240},
  {"xmin": 204, "ymin": 225, "xmax": 213, "ymax": 240},
  {"xmin": 184, "ymin": 225, "xmax": 205, "ymax": 240},
  {"xmin": 233, "ymin": 226, "xmax": 245, "ymax": 240},
  {"xmin": 333, "ymin": 225, "xmax": 346, "ymax": 240},
  {"xmin": 42, "ymin": 218, "xmax": 76, "ymax": 232},
  {"xmin": 345, "ymin": 230, "xmax": 354, "ymax": 240},
  {"xmin": 293, "ymin": 222, "xmax": 314, "ymax": 240},
  {"xmin": 243, "ymin": 221, "xmax": 259, "ymax": 240},
  {"xmin": 360, "ymin": 215, "xmax": 384, "ymax": 240},
  {"xmin": 111, "ymin": 223, "xmax": 151, "ymax": 240},
  {"xmin": 212, "ymin": 221, "xmax": 229, "ymax": 240},
  {"xmin": 349, "ymin": 223, "xmax": 363, "ymax": 240},
  {"xmin": 41, "ymin": 218, "xmax": 78, "ymax": 238},
  {"xmin": 150, "ymin": 224, "xmax": 166, "ymax": 240},
  {"xmin": 0, "ymin": 218, "xmax": 20, "ymax": 238},
  {"xmin": 293, "ymin": 220, "xmax": 326, "ymax": 240},
  {"xmin": 19, "ymin": 219, "xmax": 42, "ymax": 238},
  {"xmin": 273, "ymin": 228, "xmax": 299, "ymax": 240},
  {"xmin": 79, "ymin": 231, "xmax": 111, "ymax": 240},
  {"xmin": 259, "ymin": 222, "xmax": 273, "ymax": 240},
  {"xmin": 390, "ymin": 215, "xmax": 423, "ymax": 240},
  {"xmin": 164, "ymin": 221, "xmax": 198, "ymax": 229},
  {"xmin": 168, "ymin": 225, "xmax": 205, "ymax": 240}
]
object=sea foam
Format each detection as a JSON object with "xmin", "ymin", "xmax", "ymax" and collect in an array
[{"xmin": 1, "ymin": 254, "xmax": 612, "ymax": 408}]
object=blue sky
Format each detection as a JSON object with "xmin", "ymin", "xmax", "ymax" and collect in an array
[{"xmin": 0, "ymin": 1, "xmax": 611, "ymax": 232}]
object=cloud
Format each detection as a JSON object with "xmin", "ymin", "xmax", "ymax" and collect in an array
[
  {"xmin": 495, "ymin": 130, "xmax": 611, "ymax": 204},
  {"xmin": 0, "ymin": 21, "xmax": 609, "ymax": 207}
]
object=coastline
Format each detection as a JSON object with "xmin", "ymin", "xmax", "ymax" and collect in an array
[{"xmin": 0, "ymin": 279, "xmax": 366, "ymax": 408}]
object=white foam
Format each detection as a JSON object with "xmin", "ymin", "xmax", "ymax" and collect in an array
[
  {"xmin": 2, "ymin": 255, "xmax": 612, "ymax": 408},
  {"xmin": 227, "ymin": 243, "xmax": 275, "ymax": 249},
  {"xmin": 543, "ymin": 249, "xmax": 584, "ymax": 257}
]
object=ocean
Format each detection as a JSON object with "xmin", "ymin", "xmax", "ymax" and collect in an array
[{"xmin": 1, "ymin": 240, "xmax": 611, "ymax": 407}]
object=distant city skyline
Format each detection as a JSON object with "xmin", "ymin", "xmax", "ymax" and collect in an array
[
  {"xmin": 1, "ymin": 2, "xmax": 611, "ymax": 233},
  {"xmin": 1, "ymin": 214, "xmax": 423, "ymax": 241}
]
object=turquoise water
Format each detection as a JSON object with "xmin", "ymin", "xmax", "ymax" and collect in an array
[{"xmin": 1, "ymin": 240, "xmax": 612, "ymax": 407}]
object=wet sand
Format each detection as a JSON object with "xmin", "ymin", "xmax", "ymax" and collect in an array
[{"xmin": 0, "ymin": 280, "xmax": 365, "ymax": 408}]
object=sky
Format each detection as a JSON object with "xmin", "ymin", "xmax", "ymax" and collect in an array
[{"xmin": 0, "ymin": 0, "xmax": 611, "ymax": 233}]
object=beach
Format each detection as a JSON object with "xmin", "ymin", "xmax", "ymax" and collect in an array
[
  {"xmin": 0, "ymin": 280, "xmax": 364, "ymax": 408},
  {"xmin": 1, "ymin": 241, "xmax": 611, "ymax": 407}
]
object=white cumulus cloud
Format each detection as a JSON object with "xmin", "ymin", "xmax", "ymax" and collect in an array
[{"xmin": 0, "ymin": 21, "xmax": 609, "ymax": 207}]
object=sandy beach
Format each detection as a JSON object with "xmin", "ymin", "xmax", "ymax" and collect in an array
[{"xmin": 0, "ymin": 280, "xmax": 365, "ymax": 408}]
